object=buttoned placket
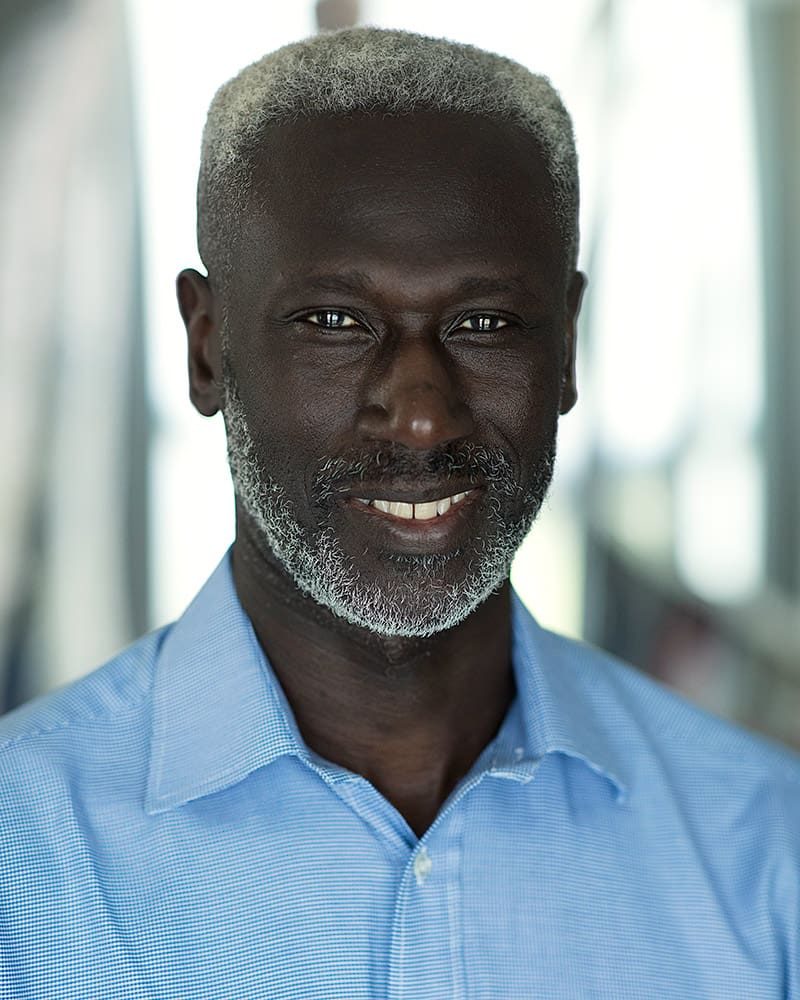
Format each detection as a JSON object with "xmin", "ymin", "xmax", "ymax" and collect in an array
[{"xmin": 294, "ymin": 714, "xmax": 542, "ymax": 999}]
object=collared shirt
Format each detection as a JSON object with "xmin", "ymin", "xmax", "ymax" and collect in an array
[{"xmin": 0, "ymin": 551, "xmax": 798, "ymax": 999}]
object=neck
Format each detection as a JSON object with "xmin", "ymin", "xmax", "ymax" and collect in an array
[{"xmin": 231, "ymin": 519, "xmax": 515, "ymax": 837}]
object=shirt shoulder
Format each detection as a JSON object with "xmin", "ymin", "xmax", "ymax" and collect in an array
[
  {"xmin": 0, "ymin": 625, "xmax": 170, "ymax": 755},
  {"xmin": 538, "ymin": 623, "xmax": 800, "ymax": 803}
]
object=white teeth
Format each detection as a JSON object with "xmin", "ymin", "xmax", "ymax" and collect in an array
[
  {"xmin": 361, "ymin": 491, "xmax": 472, "ymax": 520},
  {"xmin": 414, "ymin": 501, "xmax": 439, "ymax": 520}
]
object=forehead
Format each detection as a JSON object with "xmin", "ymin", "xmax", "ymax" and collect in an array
[{"xmin": 234, "ymin": 110, "xmax": 564, "ymax": 299}]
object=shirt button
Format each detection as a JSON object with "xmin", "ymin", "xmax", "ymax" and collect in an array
[{"xmin": 413, "ymin": 846, "xmax": 432, "ymax": 886}]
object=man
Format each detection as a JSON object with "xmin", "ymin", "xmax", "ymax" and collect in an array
[{"xmin": 1, "ymin": 26, "xmax": 798, "ymax": 1000}]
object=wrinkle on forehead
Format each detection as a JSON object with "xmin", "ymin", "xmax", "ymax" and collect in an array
[
  {"xmin": 233, "ymin": 110, "xmax": 566, "ymax": 301},
  {"xmin": 253, "ymin": 110, "xmax": 558, "ymax": 222}
]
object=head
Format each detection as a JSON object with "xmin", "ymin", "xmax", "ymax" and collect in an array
[{"xmin": 178, "ymin": 26, "xmax": 586, "ymax": 639}]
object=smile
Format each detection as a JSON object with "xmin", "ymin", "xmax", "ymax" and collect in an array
[
  {"xmin": 352, "ymin": 490, "xmax": 474, "ymax": 521},
  {"xmin": 340, "ymin": 487, "xmax": 482, "ymax": 554}
]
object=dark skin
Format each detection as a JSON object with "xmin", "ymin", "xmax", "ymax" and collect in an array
[{"xmin": 177, "ymin": 110, "xmax": 586, "ymax": 838}]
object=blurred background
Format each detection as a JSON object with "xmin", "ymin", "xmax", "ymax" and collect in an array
[{"xmin": 1, "ymin": 0, "xmax": 798, "ymax": 751}]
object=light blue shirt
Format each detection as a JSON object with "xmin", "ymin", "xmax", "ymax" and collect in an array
[{"xmin": 1, "ymin": 550, "xmax": 798, "ymax": 999}]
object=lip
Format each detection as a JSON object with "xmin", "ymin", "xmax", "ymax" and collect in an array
[
  {"xmin": 339, "ymin": 488, "xmax": 483, "ymax": 553},
  {"xmin": 337, "ymin": 481, "xmax": 483, "ymax": 505}
]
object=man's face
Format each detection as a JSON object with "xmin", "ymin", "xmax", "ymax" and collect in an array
[{"xmin": 215, "ymin": 110, "xmax": 583, "ymax": 637}]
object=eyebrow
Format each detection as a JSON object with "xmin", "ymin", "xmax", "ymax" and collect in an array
[{"xmin": 285, "ymin": 270, "xmax": 542, "ymax": 301}]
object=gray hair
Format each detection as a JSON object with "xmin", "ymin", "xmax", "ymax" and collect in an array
[{"xmin": 197, "ymin": 26, "xmax": 579, "ymax": 288}]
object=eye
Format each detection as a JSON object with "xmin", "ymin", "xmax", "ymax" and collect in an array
[
  {"xmin": 455, "ymin": 314, "xmax": 510, "ymax": 333},
  {"xmin": 302, "ymin": 309, "xmax": 360, "ymax": 330}
]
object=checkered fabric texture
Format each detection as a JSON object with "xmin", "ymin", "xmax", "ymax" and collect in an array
[{"xmin": 1, "ymin": 551, "xmax": 798, "ymax": 998}]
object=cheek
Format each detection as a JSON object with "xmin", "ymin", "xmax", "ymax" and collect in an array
[
  {"xmin": 236, "ymin": 340, "xmax": 362, "ymax": 463},
  {"xmin": 458, "ymin": 344, "xmax": 563, "ymax": 443}
]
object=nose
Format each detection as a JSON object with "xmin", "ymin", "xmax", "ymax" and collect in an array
[{"xmin": 355, "ymin": 334, "xmax": 475, "ymax": 450}]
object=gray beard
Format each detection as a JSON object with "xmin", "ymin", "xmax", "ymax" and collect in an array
[{"xmin": 220, "ymin": 356, "xmax": 556, "ymax": 638}]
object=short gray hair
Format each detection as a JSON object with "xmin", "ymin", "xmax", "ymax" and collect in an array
[{"xmin": 197, "ymin": 26, "xmax": 579, "ymax": 288}]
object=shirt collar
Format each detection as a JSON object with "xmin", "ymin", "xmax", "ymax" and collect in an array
[
  {"xmin": 145, "ymin": 550, "xmax": 302, "ymax": 815},
  {"xmin": 504, "ymin": 589, "xmax": 630, "ymax": 804},
  {"xmin": 146, "ymin": 550, "xmax": 629, "ymax": 815}
]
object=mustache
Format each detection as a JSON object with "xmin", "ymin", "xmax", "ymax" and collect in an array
[{"xmin": 312, "ymin": 443, "xmax": 521, "ymax": 503}]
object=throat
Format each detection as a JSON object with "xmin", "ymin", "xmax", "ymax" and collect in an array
[
  {"xmin": 395, "ymin": 797, "xmax": 448, "ymax": 840},
  {"xmin": 365, "ymin": 766, "xmax": 470, "ymax": 840}
]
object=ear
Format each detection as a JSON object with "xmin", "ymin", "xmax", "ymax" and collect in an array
[
  {"xmin": 176, "ymin": 268, "xmax": 223, "ymax": 417},
  {"xmin": 559, "ymin": 270, "xmax": 587, "ymax": 415}
]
